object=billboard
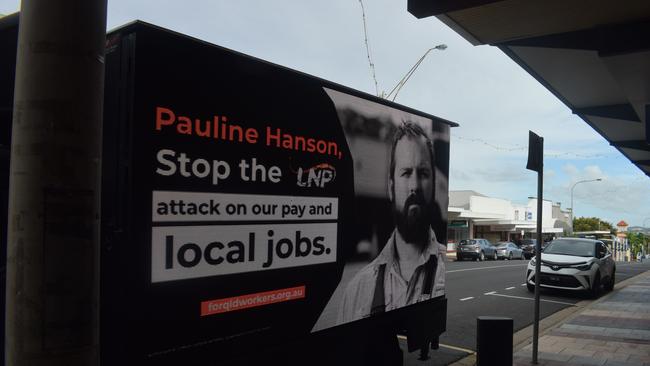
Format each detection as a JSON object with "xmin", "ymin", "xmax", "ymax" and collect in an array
[
  {"xmin": 313, "ymin": 89, "xmax": 449, "ymax": 331},
  {"xmin": 101, "ymin": 22, "xmax": 452, "ymax": 365}
]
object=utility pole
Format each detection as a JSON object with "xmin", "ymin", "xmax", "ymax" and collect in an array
[{"xmin": 6, "ymin": 1, "xmax": 106, "ymax": 365}]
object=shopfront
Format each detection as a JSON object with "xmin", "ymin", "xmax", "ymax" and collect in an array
[{"xmin": 447, "ymin": 219, "xmax": 469, "ymax": 243}]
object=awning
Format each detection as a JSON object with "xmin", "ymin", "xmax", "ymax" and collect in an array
[{"xmin": 408, "ymin": 0, "xmax": 650, "ymax": 177}]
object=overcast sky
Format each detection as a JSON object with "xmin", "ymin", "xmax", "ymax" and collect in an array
[{"xmin": 3, "ymin": 0, "xmax": 650, "ymax": 227}]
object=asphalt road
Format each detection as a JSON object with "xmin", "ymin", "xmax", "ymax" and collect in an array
[{"xmin": 400, "ymin": 257, "xmax": 650, "ymax": 365}]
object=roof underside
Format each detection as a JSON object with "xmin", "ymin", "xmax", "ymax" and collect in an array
[{"xmin": 408, "ymin": 0, "xmax": 650, "ymax": 177}]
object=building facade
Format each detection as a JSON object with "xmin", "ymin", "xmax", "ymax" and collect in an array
[{"xmin": 447, "ymin": 191, "xmax": 566, "ymax": 245}]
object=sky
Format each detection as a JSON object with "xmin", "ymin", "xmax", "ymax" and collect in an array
[{"xmin": 2, "ymin": 0, "xmax": 650, "ymax": 227}]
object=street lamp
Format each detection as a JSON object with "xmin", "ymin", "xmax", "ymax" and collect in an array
[
  {"xmin": 570, "ymin": 178, "xmax": 602, "ymax": 234},
  {"xmin": 384, "ymin": 44, "xmax": 447, "ymax": 101}
]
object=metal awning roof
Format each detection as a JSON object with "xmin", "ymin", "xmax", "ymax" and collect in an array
[{"xmin": 408, "ymin": 0, "xmax": 650, "ymax": 177}]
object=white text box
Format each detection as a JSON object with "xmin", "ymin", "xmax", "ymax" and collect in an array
[
  {"xmin": 152, "ymin": 191, "xmax": 338, "ymax": 222},
  {"xmin": 151, "ymin": 223, "xmax": 337, "ymax": 283}
]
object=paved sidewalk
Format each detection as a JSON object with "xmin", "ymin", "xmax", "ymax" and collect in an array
[
  {"xmin": 450, "ymin": 270, "xmax": 650, "ymax": 366},
  {"xmin": 513, "ymin": 271, "xmax": 650, "ymax": 366}
]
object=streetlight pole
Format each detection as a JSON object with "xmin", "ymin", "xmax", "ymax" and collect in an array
[
  {"xmin": 384, "ymin": 44, "xmax": 447, "ymax": 101},
  {"xmin": 570, "ymin": 178, "xmax": 602, "ymax": 234},
  {"xmin": 643, "ymin": 217, "xmax": 650, "ymax": 254}
]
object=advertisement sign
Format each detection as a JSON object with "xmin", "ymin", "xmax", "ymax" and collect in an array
[
  {"xmin": 101, "ymin": 22, "xmax": 452, "ymax": 365},
  {"xmin": 312, "ymin": 89, "xmax": 449, "ymax": 331}
]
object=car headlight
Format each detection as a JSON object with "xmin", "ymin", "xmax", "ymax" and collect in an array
[
  {"xmin": 574, "ymin": 262, "xmax": 594, "ymax": 271},
  {"xmin": 529, "ymin": 258, "xmax": 536, "ymax": 266}
]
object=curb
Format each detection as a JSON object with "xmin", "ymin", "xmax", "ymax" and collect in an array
[{"xmin": 448, "ymin": 268, "xmax": 650, "ymax": 366}]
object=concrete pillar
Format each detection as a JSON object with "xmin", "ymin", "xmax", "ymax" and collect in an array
[
  {"xmin": 5, "ymin": 1, "xmax": 106, "ymax": 365},
  {"xmin": 469, "ymin": 220, "xmax": 474, "ymax": 239}
]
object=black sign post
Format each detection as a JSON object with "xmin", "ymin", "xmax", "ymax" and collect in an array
[{"xmin": 526, "ymin": 131, "xmax": 544, "ymax": 364}]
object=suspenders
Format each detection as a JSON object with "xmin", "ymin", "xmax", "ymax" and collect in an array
[
  {"xmin": 370, "ymin": 263, "xmax": 387, "ymax": 315},
  {"xmin": 422, "ymin": 255, "xmax": 438, "ymax": 297},
  {"xmin": 371, "ymin": 255, "xmax": 438, "ymax": 314}
]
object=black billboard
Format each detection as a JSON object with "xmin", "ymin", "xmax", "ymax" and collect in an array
[{"xmin": 101, "ymin": 21, "xmax": 454, "ymax": 365}]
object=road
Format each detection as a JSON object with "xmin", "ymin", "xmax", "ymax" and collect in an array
[{"xmin": 400, "ymin": 258, "xmax": 650, "ymax": 365}]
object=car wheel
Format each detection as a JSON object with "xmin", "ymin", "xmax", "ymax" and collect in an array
[
  {"xmin": 605, "ymin": 270, "xmax": 615, "ymax": 292},
  {"xmin": 508, "ymin": 252, "xmax": 513, "ymax": 260},
  {"xmin": 590, "ymin": 272, "xmax": 602, "ymax": 298},
  {"xmin": 527, "ymin": 283, "xmax": 534, "ymax": 292},
  {"xmin": 479, "ymin": 252, "xmax": 485, "ymax": 261}
]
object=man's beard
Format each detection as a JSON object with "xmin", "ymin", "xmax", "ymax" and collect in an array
[{"xmin": 393, "ymin": 192, "xmax": 432, "ymax": 246}]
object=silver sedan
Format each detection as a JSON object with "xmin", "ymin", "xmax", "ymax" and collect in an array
[{"xmin": 496, "ymin": 242, "xmax": 523, "ymax": 260}]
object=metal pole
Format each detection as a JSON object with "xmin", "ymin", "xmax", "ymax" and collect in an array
[
  {"xmin": 532, "ymin": 137, "xmax": 543, "ymax": 364},
  {"xmin": 385, "ymin": 44, "xmax": 447, "ymax": 101},
  {"xmin": 643, "ymin": 217, "xmax": 650, "ymax": 253},
  {"xmin": 570, "ymin": 186, "xmax": 574, "ymax": 235},
  {"xmin": 6, "ymin": 1, "xmax": 106, "ymax": 365}
]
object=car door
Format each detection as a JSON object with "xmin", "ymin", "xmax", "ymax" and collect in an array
[
  {"xmin": 479, "ymin": 240, "xmax": 488, "ymax": 255},
  {"xmin": 510, "ymin": 243, "xmax": 522, "ymax": 258},
  {"xmin": 484, "ymin": 240, "xmax": 495, "ymax": 256},
  {"xmin": 596, "ymin": 242, "xmax": 613, "ymax": 279}
]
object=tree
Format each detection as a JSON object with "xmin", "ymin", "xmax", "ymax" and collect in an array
[
  {"xmin": 573, "ymin": 217, "xmax": 615, "ymax": 233},
  {"xmin": 628, "ymin": 232, "xmax": 648, "ymax": 257}
]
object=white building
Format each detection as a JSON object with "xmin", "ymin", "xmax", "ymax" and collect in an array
[{"xmin": 448, "ymin": 190, "xmax": 564, "ymax": 244}]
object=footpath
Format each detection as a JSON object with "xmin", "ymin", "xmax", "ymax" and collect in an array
[{"xmin": 453, "ymin": 269, "xmax": 650, "ymax": 366}]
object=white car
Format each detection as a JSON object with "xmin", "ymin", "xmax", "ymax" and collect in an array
[{"xmin": 526, "ymin": 238, "xmax": 615, "ymax": 297}]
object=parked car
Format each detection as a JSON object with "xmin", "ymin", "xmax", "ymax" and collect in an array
[
  {"xmin": 457, "ymin": 238, "xmax": 498, "ymax": 261},
  {"xmin": 496, "ymin": 242, "xmax": 524, "ymax": 260},
  {"xmin": 526, "ymin": 238, "xmax": 616, "ymax": 297},
  {"xmin": 520, "ymin": 239, "xmax": 537, "ymax": 259},
  {"xmin": 520, "ymin": 239, "xmax": 551, "ymax": 259}
]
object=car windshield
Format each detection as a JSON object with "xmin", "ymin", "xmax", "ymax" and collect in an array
[
  {"xmin": 543, "ymin": 240, "xmax": 595, "ymax": 257},
  {"xmin": 459, "ymin": 240, "xmax": 476, "ymax": 246},
  {"xmin": 497, "ymin": 243, "xmax": 508, "ymax": 248}
]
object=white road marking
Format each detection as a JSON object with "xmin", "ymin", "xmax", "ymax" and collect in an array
[
  {"xmin": 460, "ymin": 297, "xmax": 474, "ymax": 301},
  {"xmin": 505, "ymin": 287, "xmax": 515, "ymax": 290},
  {"xmin": 447, "ymin": 264, "xmax": 528, "ymax": 273},
  {"xmin": 396, "ymin": 336, "xmax": 475, "ymax": 354},
  {"xmin": 484, "ymin": 291, "xmax": 496, "ymax": 295},
  {"xmin": 521, "ymin": 283, "xmax": 527, "ymax": 286},
  {"xmin": 486, "ymin": 292, "xmax": 577, "ymax": 306},
  {"xmin": 437, "ymin": 343, "xmax": 475, "ymax": 354}
]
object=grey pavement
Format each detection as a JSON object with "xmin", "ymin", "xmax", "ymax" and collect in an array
[{"xmin": 451, "ymin": 268, "xmax": 650, "ymax": 366}]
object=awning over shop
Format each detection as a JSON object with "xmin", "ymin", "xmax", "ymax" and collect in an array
[
  {"xmin": 448, "ymin": 206, "xmax": 504, "ymax": 219},
  {"xmin": 472, "ymin": 219, "xmax": 562, "ymax": 233},
  {"xmin": 408, "ymin": 0, "xmax": 650, "ymax": 177}
]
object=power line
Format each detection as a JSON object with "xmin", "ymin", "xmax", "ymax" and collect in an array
[
  {"xmin": 452, "ymin": 135, "xmax": 612, "ymax": 159},
  {"xmin": 358, "ymin": 0, "xmax": 379, "ymax": 97}
]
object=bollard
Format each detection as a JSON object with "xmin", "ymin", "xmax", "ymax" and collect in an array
[{"xmin": 476, "ymin": 316, "xmax": 513, "ymax": 366}]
